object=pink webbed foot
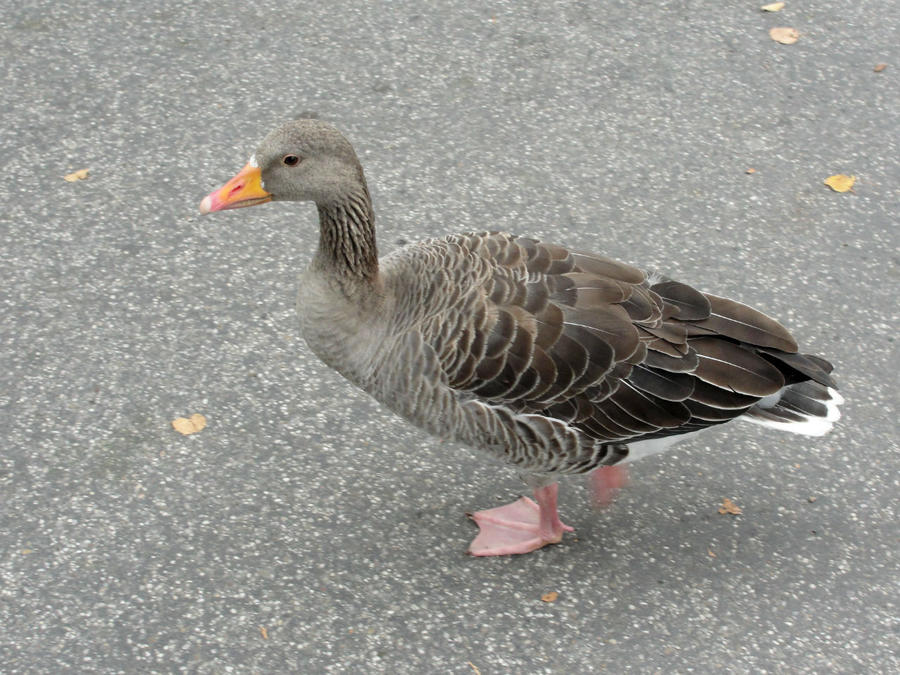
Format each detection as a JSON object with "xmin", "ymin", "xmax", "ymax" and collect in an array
[
  {"xmin": 467, "ymin": 484, "xmax": 574, "ymax": 556},
  {"xmin": 589, "ymin": 464, "xmax": 629, "ymax": 508}
]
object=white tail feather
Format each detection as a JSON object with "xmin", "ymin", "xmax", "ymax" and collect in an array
[{"xmin": 742, "ymin": 386, "xmax": 843, "ymax": 437}]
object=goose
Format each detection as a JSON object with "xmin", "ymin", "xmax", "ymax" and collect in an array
[{"xmin": 199, "ymin": 119, "xmax": 843, "ymax": 556}]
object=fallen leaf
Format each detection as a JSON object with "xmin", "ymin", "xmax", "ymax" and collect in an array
[
  {"xmin": 708, "ymin": 549, "xmax": 717, "ymax": 558},
  {"xmin": 467, "ymin": 662, "xmax": 482, "ymax": 675},
  {"xmin": 259, "ymin": 626, "xmax": 268, "ymax": 640},
  {"xmin": 171, "ymin": 413, "xmax": 207, "ymax": 435},
  {"xmin": 541, "ymin": 591, "xmax": 559, "ymax": 603},
  {"xmin": 63, "ymin": 169, "xmax": 90, "ymax": 182},
  {"xmin": 761, "ymin": 2, "xmax": 785, "ymax": 11},
  {"xmin": 746, "ymin": 168, "xmax": 757, "ymax": 174},
  {"xmin": 769, "ymin": 27, "xmax": 800, "ymax": 44},
  {"xmin": 873, "ymin": 63, "xmax": 887, "ymax": 72},
  {"xmin": 824, "ymin": 174, "xmax": 856, "ymax": 193},
  {"xmin": 718, "ymin": 498, "xmax": 743, "ymax": 515}
]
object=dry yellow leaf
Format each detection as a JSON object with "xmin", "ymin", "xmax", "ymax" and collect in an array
[
  {"xmin": 746, "ymin": 168, "xmax": 757, "ymax": 174},
  {"xmin": 718, "ymin": 498, "xmax": 743, "ymax": 515},
  {"xmin": 873, "ymin": 63, "xmax": 887, "ymax": 72},
  {"xmin": 171, "ymin": 413, "xmax": 207, "ymax": 435},
  {"xmin": 761, "ymin": 2, "xmax": 785, "ymax": 11},
  {"xmin": 541, "ymin": 591, "xmax": 559, "ymax": 603},
  {"xmin": 467, "ymin": 663, "xmax": 482, "ymax": 675},
  {"xmin": 259, "ymin": 626, "xmax": 268, "ymax": 640},
  {"xmin": 769, "ymin": 27, "xmax": 800, "ymax": 44},
  {"xmin": 824, "ymin": 174, "xmax": 856, "ymax": 193},
  {"xmin": 708, "ymin": 549, "xmax": 717, "ymax": 558},
  {"xmin": 63, "ymin": 169, "xmax": 90, "ymax": 182}
]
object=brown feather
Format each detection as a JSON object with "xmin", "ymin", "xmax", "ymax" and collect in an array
[
  {"xmin": 688, "ymin": 379, "xmax": 761, "ymax": 409},
  {"xmin": 628, "ymin": 365, "xmax": 695, "ymax": 401},
  {"xmin": 643, "ymin": 346, "xmax": 700, "ymax": 373},
  {"xmin": 625, "ymin": 341, "xmax": 648, "ymax": 365},
  {"xmin": 561, "ymin": 305, "xmax": 640, "ymax": 361},
  {"xmin": 641, "ymin": 333, "xmax": 685, "ymax": 358},
  {"xmin": 473, "ymin": 360, "xmax": 521, "ymax": 399},
  {"xmin": 757, "ymin": 349, "xmax": 838, "ymax": 388},
  {"xmin": 590, "ymin": 408, "xmax": 648, "ymax": 436},
  {"xmin": 692, "ymin": 294, "xmax": 799, "ymax": 353},
  {"xmin": 571, "ymin": 252, "xmax": 645, "ymax": 283},
  {"xmin": 608, "ymin": 381, "xmax": 692, "ymax": 428},
  {"xmin": 691, "ymin": 337, "xmax": 785, "ymax": 396},
  {"xmin": 474, "ymin": 353, "xmax": 506, "ymax": 383},
  {"xmin": 484, "ymin": 308, "xmax": 516, "ymax": 359},
  {"xmin": 561, "ymin": 273, "xmax": 630, "ymax": 303},
  {"xmin": 684, "ymin": 399, "xmax": 752, "ymax": 422},
  {"xmin": 650, "ymin": 280, "xmax": 711, "ymax": 320},
  {"xmin": 583, "ymin": 377, "xmax": 619, "ymax": 403},
  {"xmin": 640, "ymin": 321, "xmax": 688, "ymax": 347},
  {"xmin": 602, "ymin": 401, "xmax": 661, "ymax": 433},
  {"xmin": 577, "ymin": 413, "xmax": 629, "ymax": 441},
  {"xmin": 619, "ymin": 286, "xmax": 662, "ymax": 323},
  {"xmin": 525, "ymin": 344, "xmax": 560, "ymax": 401},
  {"xmin": 522, "ymin": 280, "xmax": 549, "ymax": 314}
]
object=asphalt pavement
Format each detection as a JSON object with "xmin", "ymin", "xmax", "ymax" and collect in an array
[{"xmin": 1, "ymin": 1, "xmax": 898, "ymax": 672}]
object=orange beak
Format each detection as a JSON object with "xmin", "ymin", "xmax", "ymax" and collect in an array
[{"xmin": 199, "ymin": 163, "xmax": 272, "ymax": 213}]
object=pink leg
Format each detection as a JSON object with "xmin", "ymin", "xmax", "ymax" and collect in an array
[
  {"xmin": 589, "ymin": 465, "xmax": 629, "ymax": 508},
  {"xmin": 467, "ymin": 483, "xmax": 574, "ymax": 556}
]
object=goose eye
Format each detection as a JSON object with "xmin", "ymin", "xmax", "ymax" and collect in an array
[{"xmin": 282, "ymin": 154, "xmax": 301, "ymax": 167}]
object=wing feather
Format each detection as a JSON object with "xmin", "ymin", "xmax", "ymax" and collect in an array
[
  {"xmin": 406, "ymin": 232, "xmax": 821, "ymax": 474},
  {"xmin": 691, "ymin": 294, "xmax": 799, "ymax": 353},
  {"xmin": 691, "ymin": 337, "xmax": 785, "ymax": 396}
]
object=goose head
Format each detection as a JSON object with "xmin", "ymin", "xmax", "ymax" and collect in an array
[{"xmin": 199, "ymin": 119, "xmax": 364, "ymax": 213}]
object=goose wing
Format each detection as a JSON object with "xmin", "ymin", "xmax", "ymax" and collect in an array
[{"xmin": 410, "ymin": 231, "xmax": 830, "ymax": 447}]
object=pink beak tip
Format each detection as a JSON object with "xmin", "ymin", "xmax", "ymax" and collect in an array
[{"xmin": 199, "ymin": 194, "xmax": 214, "ymax": 214}]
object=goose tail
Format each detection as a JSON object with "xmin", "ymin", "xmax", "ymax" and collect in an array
[{"xmin": 742, "ymin": 381, "xmax": 844, "ymax": 437}]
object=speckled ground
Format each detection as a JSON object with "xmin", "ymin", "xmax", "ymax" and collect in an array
[{"xmin": 1, "ymin": 1, "xmax": 898, "ymax": 672}]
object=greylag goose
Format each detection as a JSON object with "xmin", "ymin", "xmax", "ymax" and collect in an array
[{"xmin": 199, "ymin": 119, "xmax": 843, "ymax": 556}]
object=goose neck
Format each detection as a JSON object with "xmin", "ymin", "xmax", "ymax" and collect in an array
[{"xmin": 314, "ymin": 186, "xmax": 378, "ymax": 283}]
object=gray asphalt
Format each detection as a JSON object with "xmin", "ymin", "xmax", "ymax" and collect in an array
[{"xmin": 2, "ymin": 1, "xmax": 898, "ymax": 672}]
